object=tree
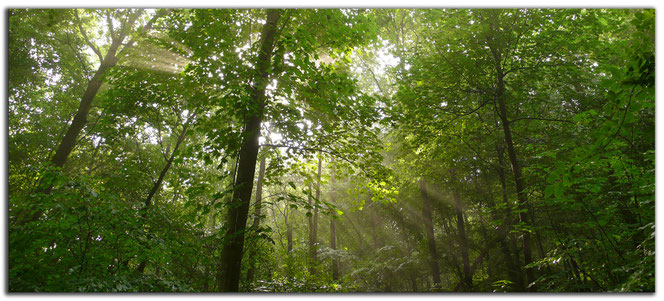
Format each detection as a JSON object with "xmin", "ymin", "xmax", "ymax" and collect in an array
[
  {"xmin": 218, "ymin": 9, "xmax": 282, "ymax": 292},
  {"xmin": 418, "ymin": 180, "xmax": 441, "ymax": 286},
  {"xmin": 51, "ymin": 9, "xmax": 164, "ymax": 169},
  {"xmin": 8, "ymin": 8, "xmax": 654, "ymax": 293}
]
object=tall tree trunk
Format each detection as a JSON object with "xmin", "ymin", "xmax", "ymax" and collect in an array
[
  {"xmin": 344, "ymin": 213, "xmax": 367, "ymax": 257},
  {"xmin": 329, "ymin": 168, "xmax": 339, "ymax": 281},
  {"xmin": 245, "ymin": 153, "xmax": 267, "ymax": 284},
  {"xmin": 51, "ymin": 10, "xmax": 145, "ymax": 168},
  {"xmin": 451, "ymin": 169, "xmax": 472, "ymax": 290},
  {"xmin": 410, "ymin": 275, "xmax": 418, "ymax": 292},
  {"xmin": 368, "ymin": 199, "xmax": 384, "ymax": 250},
  {"xmin": 51, "ymin": 39, "xmax": 121, "ymax": 168},
  {"xmin": 474, "ymin": 170, "xmax": 493, "ymax": 280},
  {"xmin": 369, "ymin": 203, "xmax": 379, "ymax": 250},
  {"xmin": 218, "ymin": 9, "xmax": 281, "ymax": 292},
  {"xmin": 419, "ymin": 180, "xmax": 441, "ymax": 286},
  {"xmin": 495, "ymin": 71, "xmax": 535, "ymax": 290},
  {"xmin": 286, "ymin": 218, "xmax": 293, "ymax": 254},
  {"xmin": 203, "ymin": 265, "xmax": 210, "ymax": 291},
  {"xmin": 285, "ymin": 203, "xmax": 294, "ymax": 278},
  {"xmin": 494, "ymin": 144, "xmax": 524, "ymax": 290},
  {"xmin": 308, "ymin": 153, "xmax": 323, "ymax": 276},
  {"xmin": 314, "ymin": 153, "xmax": 321, "ymax": 255},
  {"xmin": 24, "ymin": 9, "xmax": 164, "ymax": 226},
  {"xmin": 307, "ymin": 181, "xmax": 316, "ymax": 276},
  {"xmin": 330, "ymin": 215, "xmax": 339, "ymax": 281},
  {"xmin": 392, "ymin": 203, "xmax": 420, "ymax": 292}
]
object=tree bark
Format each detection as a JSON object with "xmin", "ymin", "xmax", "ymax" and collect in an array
[
  {"xmin": 368, "ymin": 199, "xmax": 384, "ymax": 251},
  {"xmin": 483, "ymin": 16, "xmax": 536, "ymax": 289},
  {"xmin": 329, "ymin": 167, "xmax": 339, "ymax": 281},
  {"xmin": 418, "ymin": 180, "xmax": 441, "ymax": 286},
  {"xmin": 495, "ymin": 71, "xmax": 535, "ymax": 290},
  {"xmin": 307, "ymin": 181, "xmax": 316, "ymax": 275},
  {"xmin": 245, "ymin": 153, "xmax": 267, "ymax": 284},
  {"xmin": 494, "ymin": 144, "xmax": 524, "ymax": 290},
  {"xmin": 314, "ymin": 153, "xmax": 321, "ymax": 256},
  {"xmin": 51, "ymin": 10, "xmax": 144, "ymax": 168},
  {"xmin": 218, "ymin": 9, "xmax": 281, "ymax": 292},
  {"xmin": 144, "ymin": 122, "xmax": 190, "ymax": 217},
  {"xmin": 307, "ymin": 153, "xmax": 322, "ymax": 276},
  {"xmin": 451, "ymin": 169, "xmax": 472, "ymax": 290},
  {"xmin": 286, "ymin": 215, "xmax": 293, "ymax": 254},
  {"xmin": 285, "ymin": 202, "xmax": 293, "ymax": 278},
  {"xmin": 330, "ymin": 214, "xmax": 339, "ymax": 281}
]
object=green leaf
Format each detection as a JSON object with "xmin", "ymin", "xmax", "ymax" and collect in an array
[{"xmin": 554, "ymin": 183, "xmax": 563, "ymax": 199}]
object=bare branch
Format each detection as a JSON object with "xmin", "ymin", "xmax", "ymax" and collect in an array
[
  {"xmin": 104, "ymin": 10, "xmax": 115, "ymax": 40},
  {"xmin": 74, "ymin": 10, "xmax": 104, "ymax": 63},
  {"xmin": 360, "ymin": 57, "xmax": 387, "ymax": 97},
  {"xmin": 507, "ymin": 117, "xmax": 575, "ymax": 124},
  {"xmin": 260, "ymin": 143, "xmax": 353, "ymax": 164},
  {"xmin": 118, "ymin": 9, "xmax": 172, "ymax": 57},
  {"xmin": 61, "ymin": 30, "xmax": 91, "ymax": 74}
]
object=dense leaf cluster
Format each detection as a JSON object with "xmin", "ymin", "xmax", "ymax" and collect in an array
[{"xmin": 8, "ymin": 8, "xmax": 654, "ymax": 292}]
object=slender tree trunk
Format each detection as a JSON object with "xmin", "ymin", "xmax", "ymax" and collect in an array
[
  {"xmin": 495, "ymin": 144, "xmax": 524, "ymax": 290},
  {"xmin": 529, "ymin": 206, "xmax": 548, "ymax": 263},
  {"xmin": 474, "ymin": 170, "xmax": 493, "ymax": 280},
  {"xmin": 245, "ymin": 153, "xmax": 267, "ymax": 284},
  {"xmin": 307, "ymin": 181, "xmax": 316, "ymax": 275},
  {"xmin": 51, "ymin": 41, "xmax": 121, "ymax": 168},
  {"xmin": 314, "ymin": 153, "xmax": 321, "ymax": 257},
  {"xmin": 384, "ymin": 270, "xmax": 393, "ymax": 292},
  {"xmin": 368, "ymin": 198, "xmax": 385, "ymax": 251},
  {"xmin": 203, "ymin": 265, "xmax": 210, "ymax": 291},
  {"xmin": 330, "ymin": 217, "xmax": 339, "ymax": 281},
  {"xmin": 394, "ymin": 206, "xmax": 420, "ymax": 292},
  {"xmin": 308, "ymin": 153, "xmax": 323, "ymax": 276},
  {"xmin": 28, "ymin": 17, "xmax": 135, "ymax": 221},
  {"xmin": 329, "ymin": 168, "xmax": 339, "ymax": 281},
  {"xmin": 344, "ymin": 213, "xmax": 367, "ymax": 257},
  {"xmin": 136, "ymin": 122, "xmax": 190, "ymax": 273},
  {"xmin": 495, "ymin": 71, "xmax": 535, "ymax": 290},
  {"xmin": 143, "ymin": 123, "xmax": 190, "ymax": 217},
  {"xmin": 482, "ymin": 154, "xmax": 520, "ymax": 290},
  {"xmin": 410, "ymin": 275, "xmax": 418, "ymax": 292},
  {"xmin": 285, "ymin": 203, "xmax": 294, "ymax": 278},
  {"xmin": 477, "ymin": 208, "xmax": 492, "ymax": 278},
  {"xmin": 418, "ymin": 180, "xmax": 441, "ymax": 286},
  {"xmin": 24, "ymin": 10, "xmax": 162, "ymax": 226},
  {"xmin": 218, "ymin": 9, "xmax": 281, "ymax": 292},
  {"xmin": 286, "ymin": 206, "xmax": 293, "ymax": 254},
  {"xmin": 451, "ymin": 169, "xmax": 472, "ymax": 291},
  {"xmin": 52, "ymin": 10, "xmax": 145, "ymax": 168}
]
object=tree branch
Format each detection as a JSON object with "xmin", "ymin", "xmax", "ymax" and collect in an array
[
  {"xmin": 118, "ymin": 8, "xmax": 172, "ymax": 57},
  {"xmin": 360, "ymin": 57, "xmax": 387, "ymax": 97},
  {"xmin": 74, "ymin": 10, "xmax": 104, "ymax": 63},
  {"xmin": 260, "ymin": 143, "xmax": 353, "ymax": 164},
  {"xmin": 105, "ymin": 10, "xmax": 115, "ymax": 41},
  {"xmin": 507, "ymin": 117, "xmax": 575, "ymax": 124}
]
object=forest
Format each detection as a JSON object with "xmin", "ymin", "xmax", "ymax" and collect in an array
[{"xmin": 7, "ymin": 8, "xmax": 655, "ymax": 292}]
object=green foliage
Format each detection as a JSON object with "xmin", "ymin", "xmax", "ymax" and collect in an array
[{"xmin": 8, "ymin": 8, "xmax": 654, "ymax": 293}]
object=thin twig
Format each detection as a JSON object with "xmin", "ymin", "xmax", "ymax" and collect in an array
[
  {"xmin": 260, "ymin": 143, "xmax": 353, "ymax": 164},
  {"xmin": 75, "ymin": 10, "xmax": 104, "ymax": 63}
]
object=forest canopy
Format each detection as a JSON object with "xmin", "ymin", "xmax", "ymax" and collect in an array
[{"xmin": 7, "ymin": 8, "xmax": 655, "ymax": 292}]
